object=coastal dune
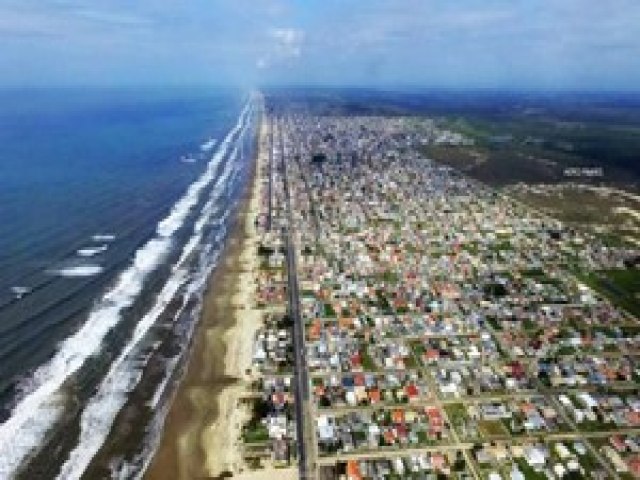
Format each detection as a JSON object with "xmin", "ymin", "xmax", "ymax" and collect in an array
[{"xmin": 145, "ymin": 117, "xmax": 265, "ymax": 479}]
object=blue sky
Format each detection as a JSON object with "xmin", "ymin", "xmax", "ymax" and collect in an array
[{"xmin": 1, "ymin": 0, "xmax": 639, "ymax": 90}]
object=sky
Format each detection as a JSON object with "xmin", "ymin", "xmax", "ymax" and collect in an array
[{"xmin": 1, "ymin": 0, "xmax": 639, "ymax": 90}]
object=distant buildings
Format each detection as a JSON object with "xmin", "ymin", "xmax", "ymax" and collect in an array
[{"xmin": 243, "ymin": 108, "xmax": 640, "ymax": 479}]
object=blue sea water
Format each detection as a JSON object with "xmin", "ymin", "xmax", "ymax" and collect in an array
[
  {"xmin": 0, "ymin": 88, "xmax": 240, "ymax": 388},
  {"xmin": 0, "ymin": 87, "xmax": 256, "ymax": 477}
]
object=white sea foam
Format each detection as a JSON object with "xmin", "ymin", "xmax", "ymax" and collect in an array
[
  {"xmin": 200, "ymin": 137, "xmax": 217, "ymax": 152},
  {"xmin": 53, "ymin": 264, "xmax": 104, "ymax": 277},
  {"xmin": 11, "ymin": 286, "xmax": 31, "ymax": 299},
  {"xmin": 91, "ymin": 234, "xmax": 116, "ymax": 242},
  {"xmin": 56, "ymin": 271, "xmax": 188, "ymax": 480},
  {"xmin": 156, "ymin": 126, "xmax": 238, "ymax": 239},
  {"xmin": 77, "ymin": 245, "xmax": 108, "ymax": 257},
  {"xmin": 148, "ymin": 356, "xmax": 178, "ymax": 409},
  {"xmin": 0, "ymin": 99, "xmax": 253, "ymax": 478},
  {"xmin": 54, "ymin": 101, "xmax": 254, "ymax": 480},
  {"xmin": 116, "ymin": 237, "xmax": 223, "ymax": 480}
]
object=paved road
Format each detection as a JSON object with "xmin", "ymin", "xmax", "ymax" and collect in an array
[
  {"xmin": 267, "ymin": 114, "xmax": 273, "ymax": 231},
  {"xmin": 280, "ymin": 117, "xmax": 315, "ymax": 479},
  {"xmin": 315, "ymin": 426, "xmax": 640, "ymax": 465}
]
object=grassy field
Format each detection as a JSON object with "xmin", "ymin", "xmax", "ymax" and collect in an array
[
  {"xmin": 506, "ymin": 183, "xmax": 640, "ymax": 249},
  {"xmin": 421, "ymin": 110, "xmax": 640, "ymax": 188},
  {"xmin": 478, "ymin": 420, "xmax": 510, "ymax": 438},
  {"xmin": 575, "ymin": 268, "xmax": 640, "ymax": 318}
]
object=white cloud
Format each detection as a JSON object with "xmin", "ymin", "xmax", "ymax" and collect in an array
[
  {"xmin": 270, "ymin": 27, "xmax": 304, "ymax": 56},
  {"xmin": 71, "ymin": 7, "xmax": 153, "ymax": 28},
  {"xmin": 0, "ymin": 3, "xmax": 152, "ymax": 38},
  {"xmin": 257, "ymin": 26, "xmax": 304, "ymax": 69}
]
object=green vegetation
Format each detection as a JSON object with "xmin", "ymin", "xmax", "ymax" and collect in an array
[
  {"xmin": 445, "ymin": 403, "xmax": 468, "ymax": 427},
  {"xmin": 461, "ymin": 242, "xmax": 480, "ymax": 255},
  {"xmin": 323, "ymin": 302, "xmax": 337, "ymax": 317},
  {"xmin": 403, "ymin": 353, "xmax": 417, "ymax": 368},
  {"xmin": 575, "ymin": 268, "xmax": 640, "ymax": 317},
  {"xmin": 577, "ymin": 420, "xmax": 617, "ymax": 432},
  {"xmin": 478, "ymin": 420, "xmax": 509, "ymax": 438},
  {"xmin": 411, "ymin": 341, "xmax": 426, "ymax": 360},
  {"xmin": 620, "ymin": 324, "xmax": 640, "ymax": 336},
  {"xmin": 491, "ymin": 240, "xmax": 513, "ymax": 252},
  {"xmin": 513, "ymin": 459, "xmax": 547, "ymax": 480},
  {"xmin": 423, "ymin": 109, "xmax": 640, "ymax": 187},
  {"xmin": 571, "ymin": 448, "xmax": 601, "ymax": 473},
  {"xmin": 486, "ymin": 317, "xmax": 502, "ymax": 330},
  {"xmin": 243, "ymin": 423, "xmax": 269, "ymax": 443},
  {"xmin": 556, "ymin": 345, "xmax": 576, "ymax": 356},
  {"xmin": 257, "ymin": 244, "xmax": 274, "ymax": 257},
  {"xmin": 484, "ymin": 283, "xmax": 508, "ymax": 297},
  {"xmin": 361, "ymin": 349, "xmax": 377, "ymax": 370},
  {"xmin": 521, "ymin": 268, "xmax": 545, "ymax": 278}
]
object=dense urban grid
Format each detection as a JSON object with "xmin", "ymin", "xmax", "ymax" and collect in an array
[{"xmin": 242, "ymin": 105, "xmax": 640, "ymax": 480}]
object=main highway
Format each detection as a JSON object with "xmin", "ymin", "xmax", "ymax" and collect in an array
[{"xmin": 278, "ymin": 115, "xmax": 316, "ymax": 479}]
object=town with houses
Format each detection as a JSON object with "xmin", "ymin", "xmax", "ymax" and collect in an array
[{"xmin": 239, "ymin": 101, "xmax": 640, "ymax": 480}]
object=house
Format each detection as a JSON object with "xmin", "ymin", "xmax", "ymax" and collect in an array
[
  {"xmin": 392, "ymin": 409, "xmax": 405, "ymax": 424},
  {"xmin": 317, "ymin": 416, "xmax": 336, "ymax": 444},
  {"xmin": 603, "ymin": 446, "xmax": 629, "ymax": 473},
  {"xmin": 555, "ymin": 443, "xmax": 571, "ymax": 460},
  {"xmin": 431, "ymin": 453, "xmax": 446, "ymax": 471},
  {"xmin": 611, "ymin": 435, "xmax": 627, "ymax": 452},
  {"xmin": 524, "ymin": 446, "xmax": 546, "ymax": 470},
  {"xmin": 346, "ymin": 460, "xmax": 363, "ymax": 480},
  {"xmin": 481, "ymin": 403, "xmax": 511, "ymax": 420},
  {"xmin": 553, "ymin": 464, "xmax": 566, "ymax": 478},
  {"xmin": 627, "ymin": 456, "xmax": 640, "ymax": 477},
  {"xmin": 368, "ymin": 388, "xmax": 381, "ymax": 404},
  {"xmin": 510, "ymin": 468, "xmax": 525, "ymax": 480},
  {"xmin": 273, "ymin": 439, "xmax": 289, "ymax": 464},
  {"xmin": 405, "ymin": 383, "xmax": 419, "ymax": 402}
]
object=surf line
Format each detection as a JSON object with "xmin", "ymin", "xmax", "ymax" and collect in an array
[
  {"xmin": 0, "ymin": 98, "xmax": 254, "ymax": 478},
  {"xmin": 56, "ymin": 102, "xmax": 255, "ymax": 480}
]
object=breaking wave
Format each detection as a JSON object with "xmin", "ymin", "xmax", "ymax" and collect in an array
[
  {"xmin": 50, "ymin": 264, "xmax": 104, "ymax": 277},
  {"xmin": 200, "ymin": 137, "xmax": 217, "ymax": 152},
  {"xmin": 0, "ymin": 99, "xmax": 253, "ymax": 478},
  {"xmin": 91, "ymin": 234, "xmax": 116, "ymax": 242},
  {"xmin": 56, "ymin": 110, "xmax": 250, "ymax": 479},
  {"xmin": 77, "ymin": 245, "xmax": 108, "ymax": 257}
]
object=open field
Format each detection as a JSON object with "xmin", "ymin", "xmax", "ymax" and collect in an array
[
  {"xmin": 506, "ymin": 183, "xmax": 640, "ymax": 248},
  {"xmin": 575, "ymin": 268, "xmax": 640, "ymax": 318}
]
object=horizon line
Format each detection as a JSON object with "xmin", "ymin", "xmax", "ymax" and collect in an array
[{"xmin": 1, "ymin": 83, "xmax": 640, "ymax": 96}]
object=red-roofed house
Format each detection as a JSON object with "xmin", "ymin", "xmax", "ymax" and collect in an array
[
  {"xmin": 627, "ymin": 456, "xmax": 640, "ymax": 477},
  {"xmin": 405, "ymin": 384, "xmax": 419, "ymax": 402},
  {"xmin": 392, "ymin": 409, "xmax": 406, "ymax": 424},
  {"xmin": 347, "ymin": 460, "xmax": 362, "ymax": 480}
]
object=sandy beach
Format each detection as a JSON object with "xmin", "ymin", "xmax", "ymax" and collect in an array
[{"xmin": 145, "ymin": 116, "xmax": 265, "ymax": 479}]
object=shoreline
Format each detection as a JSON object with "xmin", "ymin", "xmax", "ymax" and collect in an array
[{"xmin": 145, "ymin": 113, "xmax": 265, "ymax": 479}]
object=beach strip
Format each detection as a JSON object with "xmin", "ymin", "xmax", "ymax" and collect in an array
[{"xmin": 145, "ymin": 113, "xmax": 265, "ymax": 479}]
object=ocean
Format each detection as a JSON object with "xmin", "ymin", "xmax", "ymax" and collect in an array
[{"xmin": 0, "ymin": 87, "xmax": 258, "ymax": 478}]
